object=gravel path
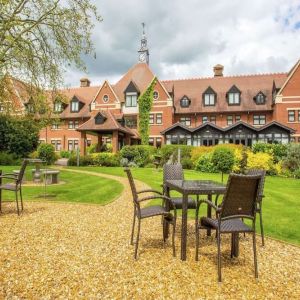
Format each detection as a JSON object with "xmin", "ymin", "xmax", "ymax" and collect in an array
[{"xmin": 0, "ymin": 169, "xmax": 299, "ymax": 299}]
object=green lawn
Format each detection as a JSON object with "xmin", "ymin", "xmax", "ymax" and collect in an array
[
  {"xmin": 0, "ymin": 166, "xmax": 123, "ymax": 205},
  {"xmin": 68, "ymin": 166, "xmax": 300, "ymax": 246}
]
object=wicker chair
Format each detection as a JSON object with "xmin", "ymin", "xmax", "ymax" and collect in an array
[
  {"xmin": 246, "ymin": 169, "xmax": 266, "ymax": 246},
  {"xmin": 124, "ymin": 167, "xmax": 177, "ymax": 259},
  {"xmin": 0, "ymin": 159, "xmax": 28, "ymax": 215},
  {"xmin": 162, "ymin": 164, "xmax": 197, "ymax": 209},
  {"xmin": 195, "ymin": 173, "xmax": 261, "ymax": 282}
]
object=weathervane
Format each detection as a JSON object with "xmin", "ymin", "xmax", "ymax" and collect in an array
[{"xmin": 142, "ymin": 22, "xmax": 145, "ymax": 35}]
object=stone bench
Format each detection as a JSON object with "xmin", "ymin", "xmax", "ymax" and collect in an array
[{"xmin": 43, "ymin": 170, "xmax": 60, "ymax": 184}]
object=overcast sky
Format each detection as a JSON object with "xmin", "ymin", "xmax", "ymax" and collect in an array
[{"xmin": 64, "ymin": 0, "xmax": 300, "ymax": 87}]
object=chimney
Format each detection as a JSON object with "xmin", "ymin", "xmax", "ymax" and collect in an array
[
  {"xmin": 213, "ymin": 64, "xmax": 224, "ymax": 77},
  {"xmin": 80, "ymin": 77, "xmax": 91, "ymax": 87}
]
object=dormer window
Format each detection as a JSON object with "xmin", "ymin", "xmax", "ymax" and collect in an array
[
  {"xmin": 227, "ymin": 85, "xmax": 241, "ymax": 105},
  {"xmin": 54, "ymin": 101, "xmax": 63, "ymax": 112},
  {"xmin": 95, "ymin": 113, "xmax": 106, "ymax": 124},
  {"xmin": 254, "ymin": 92, "xmax": 266, "ymax": 105},
  {"xmin": 125, "ymin": 92, "xmax": 137, "ymax": 107},
  {"xmin": 203, "ymin": 87, "xmax": 216, "ymax": 106},
  {"xmin": 71, "ymin": 100, "xmax": 79, "ymax": 112},
  {"xmin": 180, "ymin": 96, "xmax": 190, "ymax": 108}
]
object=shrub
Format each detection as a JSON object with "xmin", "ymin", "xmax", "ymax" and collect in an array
[
  {"xmin": 120, "ymin": 145, "xmax": 156, "ymax": 167},
  {"xmin": 246, "ymin": 152, "xmax": 273, "ymax": 172},
  {"xmin": 282, "ymin": 143, "xmax": 300, "ymax": 172},
  {"xmin": 87, "ymin": 143, "xmax": 97, "ymax": 154},
  {"xmin": 60, "ymin": 150, "xmax": 72, "ymax": 158},
  {"xmin": 181, "ymin": 157, "xmax": 193, "ymax": 169},
  {"xmin": 191, "ymin": 146, "xmax": 213, "ymax": 165},
  {"xmin": 0, "ymin": 152, "xmax": 20, "ymax": 165},
  {"xmin": 91, "ymin": 153, "xmax": 120, "ymax": 167},
  {"xmin": 195, "ymin": 153, "xmax": 217, "ymax": 173},
  {"xmin": 37, "ymin": 143, "xmax": 56, "ymax": 165},
  {"xmin": 160, "ymin": 145, "xmax": 193, "ymax": 165},
  {"xmin": 252, "ymin": 143, "xmax": 288, "ymax": 163},
  {"xmin": 293, "ymin": 168, "xmax": 300, "ymax": 179},
  {"xmin": 211, "ymin": 147, "xmax": 235, "ymax": 181},
  {"xmin": 67, "ymin": 155, "xmax": 93, "ymax": 166}
]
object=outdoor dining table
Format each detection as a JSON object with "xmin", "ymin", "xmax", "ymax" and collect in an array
[{"xmin": 164, "ymin": 179, "xmax": 239, "ymax": 261}]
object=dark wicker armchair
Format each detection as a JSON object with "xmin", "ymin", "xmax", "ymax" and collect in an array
[
  {"xmin": 0, "ymin": 159, "xmax": 28, "ymax": 215},
  {"xmin": 195, "ymin": 174, "xmax": 261, "ymax": 282},
  {"xmin": 246, "ymin": 169, "xmax": 266, "ymax": 246},
  {"xmin": 124, "ymin": 168, "xmax": 177, "ymax": 259},
  {"xmin": 162, "ymin": 164, "xmax": 197, "ymax": 209}
]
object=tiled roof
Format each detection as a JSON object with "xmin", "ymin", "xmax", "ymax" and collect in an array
[
  {"xmin": 77, "ymin": 110, "xmax": 134, "ymax": 135},
  {"xmin": 112, "ymin": 63, "xmax": 155, "ymax": 102},
  {"xmin": 161, "ymin": 120, "xmax": 295, "ymax": 134},
  {"xmin": 162, "ymin": 73, "xmax": 287, "ymax": 113}
]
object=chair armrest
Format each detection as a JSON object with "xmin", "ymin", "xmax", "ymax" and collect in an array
[
  {"xmin": 137, "ymin": 189, "xmax": 163, "ymax": 195},
  {"xmin": 197, "ymin": 199, "xmax": 220, "ymax": 212},
  {"xmin": 137, "ymin": 195, "xmax": 176, "ymax": 211}
]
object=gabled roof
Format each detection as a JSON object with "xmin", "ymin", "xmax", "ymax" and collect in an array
[
  {"xmin": 258, "ymin": 121, "xmax": 295, "ymax": 133},
  {"xmin": 113, "ymin": 63, "xmax": 155, "ymax": 102},
  {"xmin": 225, "ymin": 120, "xmax": 257, "ymax": 132},
  {"xmin": 160, "ymin": 122, "xmax": 191, "ymax": 134},
  {"xmin": 77, "ymin": 110, "xmax": 134, "ymax": 135},
  {"xmin": 91, "ymin": 80, "xmax": 120, "ymax": 104},
  {"xmin": 162, "ymin": 73, "xmax": 287, "ymax": 113},
  {"xmin": 192, "ymin": 122, "xmax": 224, "ymax": 132}
]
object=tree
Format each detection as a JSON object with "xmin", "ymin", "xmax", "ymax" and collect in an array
[
  {"xmin": 211, "ymin": 147, "xmax": 235, "ymax": 182},
  {"xmin": 0, "ymin": 115, "xmax": 40, "ymax": 157},
  {"xmin": 0, "ymin": 0, "xmax": 101, "ymax": 109}
]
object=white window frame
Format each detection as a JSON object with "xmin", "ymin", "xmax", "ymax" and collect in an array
[
  {"xmin": 125, "ymin": 92, "xmax": 137, "ymax": 107},
  {"xmin": 204, "ymin": 93, "xmax": 215, "ymax": 106}
]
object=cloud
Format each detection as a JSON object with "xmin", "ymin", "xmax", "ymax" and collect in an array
[{"xmin": 63, "ymin": 0, "xmax": 300, "ymax": 87}]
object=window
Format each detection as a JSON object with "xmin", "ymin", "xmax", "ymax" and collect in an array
[
  {"xmin": 153, "ymin": 91, "xmax": 159, "ymax": 100},
  {"xmin": 87, "ymin": 139, "xmax": 92, "ymax": 147},
  {"xmin": 149, "ymin": 114, "xmax": 154, "ymax": 124},
  {"xmin": 124, "ymin": 116, "xmax": 137, "ymax": 128},
  {"xmin": 125, "ymin": 93, "xmax": 137, "ymax": 107},
  {"xmin": 54, "ymin": 102, "xmax": 62, "ymax": 112},
  {"xmin": 156, "ymin": 137, "xmax": 162, "ymax": 148},
  {"xmin": 298, "ymin": 111, "xmax": 300, "ymax": 122},
  {"xmin": 180, "ymin": 117, "xmax": 191, "ymax": 126},
  {"xmin": 68, "ymin": 140, "xmax": 79, "ymax": 151},
  {"xmin": 51, "ymin": 123, "xmax": 60, "ymax": 130},
  {"xmin": 71, "ymin": 101, "xmax": 79, "ymax": 112},
  {"xmin": 253, "ymin": 115, "xmax": 266, "ymax": 125},
  {"xmin": 51, "ymin": 140, "xmax": 61, "ymax": 151},
  {"xmin": 255, "ymin": 92, "xmax": 265, "ymax": 105},
  {"xmin": 204, "ymin": 93, "xmax": 215, "ymax": 106},
  {"xmin": 148, "ymin": 138, "xmax": 154, "ymax": 146},
  {"xmin": 210, "ymin": 116, "xmax": 216, "ymax": 124},
  {"xmin": 227, "ymin": 115, "xmax": 233, "ymax": 125},
  {"xmin": 228, "ymin": 93, "xmax": 240, "ymax": 105},
  {"xmin": 202, "ymin": 116, "xmax": 208, "ymax": 123},
  {"xmin": 68, "ymin": 121, "xmax": 74, "ymax": 129},
  {"xmin": 103, "ymin": 95, "xmax": 109, "ymax": 103},
  {"xmin": 288, "ymin": 110, "xmax": 295, "ymax": 122},
  {"xmin": 235, "ymin": 115, "xmax": 241, "ymax": 122},
  {"xmin": 180, "ymin": 96, "xmax": 190, "ymax": 108},
  {"xmin": 74, "ymin": 120, "xmax": 79, "ymax": 128},
  {"xmin": 156, "ymin": 113, "xmax": 162, "ymax": 124}
]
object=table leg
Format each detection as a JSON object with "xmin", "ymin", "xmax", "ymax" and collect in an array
[
  {"xmin": 207, "ymin": 194, "xmax": 212, "ymax": 236},
  {"xmin": 181, "ymin": 193, "xmax": 188, "ymax": 261},
  {"xmin": 231, "ymin": 233, "xmax": 239, "ymax": 257},
  {"xmin": 163, "ymin": 186, "xmax": 170, "ymax": 240}
]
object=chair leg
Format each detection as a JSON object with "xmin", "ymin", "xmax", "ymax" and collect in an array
[
  {"xmin": 172, "ymin": 218, "xmax": 176, "ymax": 257},
  {"xmin": 130, "ymin": 212, "xmax": 136, "ymax": 245},
  {"xmin": 20, "ymin": 187, "xmax": 24, "ymax": 211},
  {"xmin": 252, "ymin": 231, "xmax": 258, "ymax": 279},
  {"xmin": 134, "ymin": 219, "xmax": 141, "ymax": 259},
  {"xmin": 259, "ymin": 208, "xmax": 265, "ymax": 246},
  {"xmin": 217, "ymin": 230, "xmax": 222, "ymax": 282},
  {"xmin": 195, "ymin": 225, "xmax": 200, "ymax": 261},
  {"xmin": 15, "ymin": 190, "xmax": 20, "ymax": 216}
]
